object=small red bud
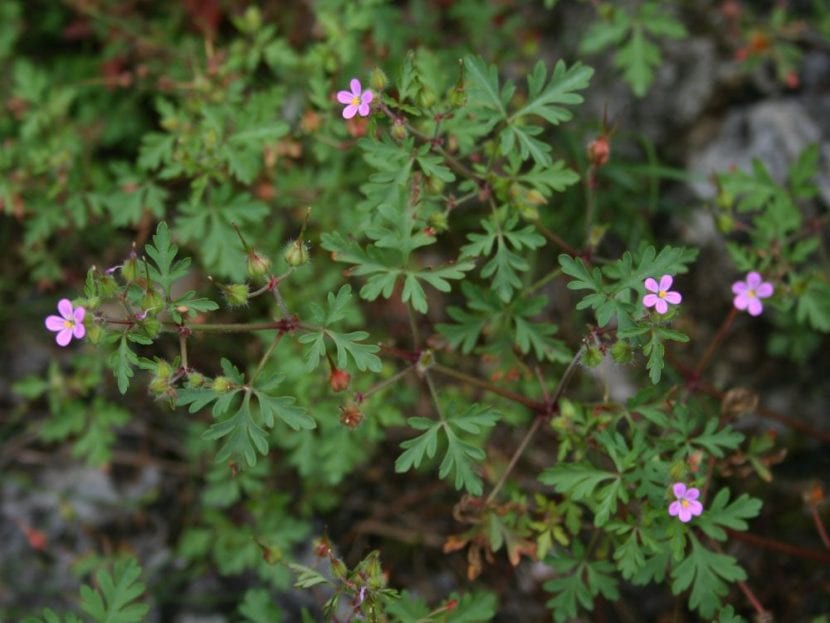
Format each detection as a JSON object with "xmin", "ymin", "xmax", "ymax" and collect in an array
[
  {"xmin": 445, "ymin": 599, "xmax": 459, "ymax": 612},
  {"xmin": 785, "ymin": 71, "xmax": 799, "ymax": 89},
  {"xmin": 329, "ymin": 368, "xmax": 351, "ymax": 392},
  {"xmin": 587, "ymin": 135, "xmax": 611, "ymax": 167},
  {"xmin": 339, "ymin": 403, "xmax": 363, "ymax": 428}
]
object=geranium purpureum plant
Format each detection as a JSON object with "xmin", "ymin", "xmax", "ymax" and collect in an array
[{"xmin": 5, "ymin": 1, "xmax": 830, "ymax": 622}]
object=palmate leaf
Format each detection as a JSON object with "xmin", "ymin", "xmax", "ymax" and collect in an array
[
  {"xmin": 252, "ymin": 373, "xmax": 315, "ymax": 431},
  {"xmin": 395, "ymin": 404, "xmax": 499, "ymax": 496},
  {"xmin": 298, "ymin": 285, "xmax": 382, "ymax": 372},
  {"xmin": 145, "ymin": 221, "xmax": 190, "ymax": 296},
  {"xmin": 512, "ymin": 59, "xmax": 593, "ymax": 125},
  {"xmin": 671, "ymin": 534, "xmax": 746, "ymax": 619},
  {"xmin": 463, "ymin": 55, "xmax": 512, "ymax": 117},
  {"xmin": 543, "ymin": 544, "xmax": 619, "ymax": 623},
  {"xmin": 203, "ymin": 393, "xmax": 269, "ymax": 467},
  {"xmin": 79, "ymin": 557, "xmax": 149, "ymax": 623},
  {"xmin": 696, "ymin": 488, "xmax": 762, "ymax": 542},
  {"xmin": 462, "ymin": 213, "xmax": 545, "ymax": 302}
]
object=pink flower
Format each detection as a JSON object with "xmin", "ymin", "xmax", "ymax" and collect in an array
[
  {"xmin": 732, "ymin": 271, "xmax": 773, "ymax": 316},
  {"xmin": 45, "ymin": 299, "xmax": 86, "ymax": 347},
  {"xmin": 643, "ymin": 275, "xmax": 682, "ymax": 314},
  {"xmin": 336, "ymin": 79, "xmax": 373, "ymax": 119},
  {"xmin": 668, "ymin": 482, "xmax": 703, "ymax": 523}
]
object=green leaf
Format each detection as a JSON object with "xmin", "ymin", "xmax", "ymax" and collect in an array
[
  {"xmin": 288, "ymin": 563, "xmax": 331, "ymax": 589},
  {"xmin": 145, "ymin": 221, "xmax": 190, "ymax": 297},
  {"xmin": 543, "ymin": 545, "xmax": 619, "ymax": 623},
  {"xmin": 539, "ymin": 463, "xmax": 617, "ymax": 500},
  {"xmin": 796, "ymin": 278, "xmax": 830, "ymax": 332},
  {"xmin": 671, "ymin": 534, "xmax": 746, "ymax": 619},
  {"xmin": 462, "ymin": 213, "xmax": 545, "ymax": 302},
  {"xmin": 79, "ymin": 557, "xmax": 149, "ymax": 623},
  {"xmin": 395, "ymin": 404, "xmax": 499, "ymax": 496},
  {"xmin": 110, "ymin": 336, "xmax": 140, "ymax": 395},
  {"xmin": 690, "ymin": 418, "xmax": 744, "ymax": 457},
  {"xmin": 238, "ymin": 588, "xmax": 283, "ymax": 623},
  {"xmin": 615, "ymin": 25, "xmax": 660, "ymax": 97},
  {"xmin": 203, "ymin": 393, "xmax": 270, "ymax": 467},
  {"xmin": 697, "ymin": 488, "xmax": 762, "ymax": 541},
  {"xmin": 463, "ymin": 56, "xmax": 510, "ymax": 117},
  {"xmin": 512, "ymin": 59, "xmax": 593, "ymax": 125},
  {"xmin": 252, "ymin": 374, "xmax": 315, "ymax": 431}
]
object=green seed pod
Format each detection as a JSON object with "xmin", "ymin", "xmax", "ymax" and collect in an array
[
  {"xmin": 283, "ymin": 239, "xmax": 309, "ymax": 267},
  {"xmin": 212, "ymin": 376, "xmax": 233, "ymax": 393},
  {"xmin": 122, "ymin": 256, "xmax": 138, "ymax": 283},
  {"xmin": 583, "ymin": 345, "xmax": 603, "ymax": 368},
  {"xmin": 390, "ymin": 119, "xmax": 408, "ymax": 141},
  {"xmin": 98, "ymin": 274, "xmax": 118, "ymax": 298},
  {"xmin": 610, "ymin": 340, "xmax": 633, "ymax": 364},
  {"xmin": 141, "ymin": 290, "xmax": 163, "ymax": 313},
  {"xmin": 141, "ymin": 317, "xmax": 162, "ymax": 339},
  {"xmin": 428, "ymin": 211, "xmax": 449, "ymax": 232},
  {"xmin": 86, "ymin": 323, "xmax": 103, "ymax": 345},
  {"xmin": 187, "ymin": 372, "xmax": 205, "ymax": 388},
  {"xmin": 246, "ymin": 251, "xmax": 271, "ymax": 278},
  {"xmin": 224, "ymin": 283, "xmax": 250, "ymax": 307},
  {"xmin": 370, "ymin": 67, "xmax": 388, "ymax": 92},
  {"xmin": 418, "ymin": 85, "xmax": 436, "ymax": 109}
]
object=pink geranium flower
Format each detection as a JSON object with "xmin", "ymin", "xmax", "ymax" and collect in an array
[
  {"xmin": 643, "ymin": 275, "xmax": 682, "ymax": 314},
  {"xmin": 45, "ymin": 299, "xmax": 86, "ymax": 346},
  {"xmin": 732, "ymin": 271, "xmax": 773, "ymax": 316},
  {"xmin": 668, "ymin": 482, "xmax": 703, "ymax": 523},
  {"xmin": 336, "ymin": 79, "xmax": 373, "ymax": 119}
]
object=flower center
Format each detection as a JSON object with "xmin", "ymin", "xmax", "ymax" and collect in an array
[
  {"xmin": 658, "ymin": 290, "xmax": 667, "ymax": 299},
  {"xmin": 680, "ymin": 499, "xmax": 689, "ymax": 508},
  {"xmin": 351, "ymin": 95, "xmax": 361, "ymax": 106},
  {"xmin": 747, "ymin": 288, "xmax": 756, "ymax": 298},
  {"xmin": 63, "ymin": 319, "xmax": 75, "ymax": 329}
]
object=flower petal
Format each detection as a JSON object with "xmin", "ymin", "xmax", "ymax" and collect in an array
[
  {"xmin": 74, "ymin": 306, "xmax": 85, "ymax": 323},
  {"xmin": 658, "ymin": 275, "xmax": 673, "ymax": 291},
  {"xmin": 56, "ymin": 328, "xmax": 73, "ymax": 347},
  {"xmin": 357, "ymin": 102, "xmax": 371, "ymax": 116},
  {"xmin": 746, "ymin": 272, "xmax": 762, "ymax": 288},
  {"xmin": 58, "ymin": 298, "xmax": 74, "ymax": 319},
  {"xmin": 684, "ymin": 487, "xmax": 700, "ymax": 501},
  {"xmin": 73, "ymin": 322, "xmax": 86, "ymax": 339},
  {"xmin": 668, "ymin": 501, "xmax": 682, "ymax": 516},
  {"xmin": 361, "ymin": 89, "xmax": 374, "ymax": 105},
  {"xmin": 688, "ymin": 500, "xmax": 703, "ymax": 516},
  {"xmin": 643, "ymin": 294, "xmax": 659, "ymax": 308},
  {"xmin": 350, "ymin": 78, "xmax": 362, "ymax": 95},
  {"xmin": 756, "ymin": 282, "xmax": 773, "ymax": 298},
  {"xmin": 734, "ymin": 294, "xmax": 749, "ymax": 310},
  {"xmin": 732, "ymin": 281, "xmax": 748, "ymax": 295},
  {"xmin": 644, "ymin": 278, "xmax": 659, "ymax": 293},
  {"xmin": 342, "ymin": 104, "xmax": 358, "ymax": 119},
  {"xmin": 748, "ymin": 298, "xmax": 763, "ymax": 316},
  {"xmin": 678, "ymin": 507, "xmax": 692, "ymax": 522},
  {"xmin": 672, "ymin": 483, "xmax": 687, "ymax": 498},
  {"xmin": 664, "ymin": 291, "xmax": 682, "ymax": 305},
  {"xmin": 654, "ymin": 299, "xmax": 668, "ymax": 314},
  {"xmin": 45, "ymin": 315, "xmax": 66, "ymax": 331},
  {"xmin": 337, "ymin": 90, "xmax": 354, "ymax": 104}
]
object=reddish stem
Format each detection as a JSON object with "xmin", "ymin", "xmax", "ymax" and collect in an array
[
  {"xmin": 695, "ymin": 306, "xmax": 738, "ymax": 377},
  {"xmin": 726, "ymin": 529, "xmax": 830, "ymax": 563},
  {"xmin": 810, "ymin": 506, "xmax": 830, "ymax": 550}
]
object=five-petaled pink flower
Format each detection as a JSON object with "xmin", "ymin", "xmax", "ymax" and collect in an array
[
  {"xmin": 45, "ymin": 299, "xmax": 86, "ymax": 346},
  {"xmin": 668, "ymin": 482, "xmax": 703, "ymax": 523},
  {"xmin": 643, "ymin": 275, "xmax": 682, "ymax": 314},
  {"xmin": 336, "ymin": 79, "xmax": 373, "ymax": 119},
  {"xmin": 732, "ymin": 271, "xmax": 773, "ymax": 316}
]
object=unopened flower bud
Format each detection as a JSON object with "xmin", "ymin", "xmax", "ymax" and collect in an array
[
  {"xmin": 428, "ymin": 211, "xmax": 449, "ymax": 232},
  {"xmin": 187, "ymin": 372, "xmax": 205, "ymax": 388},
  {"xmin": 141, "ymin": 317, "xmax": 161, "ymax": 339},
  {"xmin": 122, "ymin": 255, "xmax": 138, "ymax": 282},
  {"xmin": 449, "ymin": 85, "xmax": 467, "ymax": 108},
  {"xmin": 610, "ymin": 340, "xmax": 633, "ymax": 363},
  {"xmin": 283, "ymin": 239, "xmax": 309, "ymax": 267},
  {"xmin": 247, "ymin": 251, "xmax": 271, "ymax": 278},
  {"xmin": 86, "ymin": 323, "xmax": 103, "ymax": 344},
  {"xmin": 582, "ymin": 345, "xmax": 603, "ymax": 368},
  {"xmin": 141, "ymin": 290, "xmax": 163, "ymax": 312},
  {"xmin": 418, "ymin": 85, "xmax": 436, "ymax": 109},
  {"xmin": 223, "ymin": 283, "xmax": 250, "ymax": 307},
  {"xmin": 329, "ymin": 368, "xmax": 351, "ymax": 392},
  {"xmin": 340, "ymin": 403, "xmax": 363, "ymax": 429},
  {"xmin": 427, "ymin": 176, "xmax": 445, "ymax": 195},
  {"xmin": 330, "ymin": 557, "xmax": 348, "ymax": 579},
  {"xmin": 370, "ymin": 67, "xmax": 388, "ymax": 92},
  {"xmin": 212, "ymin": 376, "xmax": 233, "ymax": 393},
  {"xmin": 391, "ymin": 119, "xmax": 408, "ymax": 141},
  {"xmin": 98, "ymin": 274, "xmax": 118, "ymax": 298},
  {"xmin": 587, "ymin": 135, "xmax": 610, "ymax": 167}
]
